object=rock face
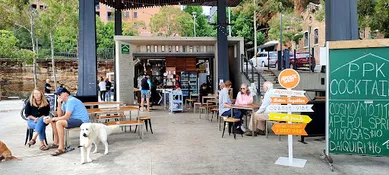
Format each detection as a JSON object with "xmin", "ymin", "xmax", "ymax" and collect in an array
[{"xmin": 0, "ymin": 58, "xmax": 113, "ymax": 97}]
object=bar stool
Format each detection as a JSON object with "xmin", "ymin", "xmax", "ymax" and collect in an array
[
  {"xmin": 221, "ymin": 117, "xmax": 243, "ymax": 139},
  {"xmin": 135, "ymin": 116, "xmax": 153, "ymax": 134}
]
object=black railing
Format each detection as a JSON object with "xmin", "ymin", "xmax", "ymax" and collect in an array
[{"xmin": 240, "ymin": 54, "xmax": 261, "ymax": 95}]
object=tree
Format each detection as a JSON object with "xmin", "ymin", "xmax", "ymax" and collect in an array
[
  {"xmin": 1, "ymin": 0, "xmax": 41, "ymax": 87},
  {"xmin": 183, "ymin": 6, "xmax": 216, "ymax": 37},
  {"xmin": 150, "ymin": 7, "xmax": 192, "ymax": 36},
  {"xmin": 40, "ymin": 0, "xmax": 76, "ymax": 89},
  {"xmin": 0, "ymin": 30, "xmax": 35, "ymax": 63},
  {"xmin": 0, "ymin": 30, "xmax": 18, "ymax": 58},
  {"xmin": 123, "ymin": 21, "xmax": 145, "ymax": 36},
  {"xmin": 267, "ymin": 10, "xmax": 302, "ymax": 49},
  {"xmin": 231, "ymin": 0, "xmax": 266, "ymax": 45},
  {"xmin": 358, "ymin": 0, "xmax": 375, "ymax": 30},
  {"xmin": 371, "ymin": 0, "xmax": 389, "ymax": 38}
]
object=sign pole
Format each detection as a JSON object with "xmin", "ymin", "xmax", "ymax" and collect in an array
[
  {"xmin": 274, "ymin": 69, "xmax": 309, "ymax": 168},
  {"xmin": 287, "ymin": 88, "xmax": 293, "ymax": 164}
]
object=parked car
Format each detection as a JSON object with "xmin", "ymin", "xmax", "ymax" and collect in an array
[
  {"xmin": 250, "ymin": 51, "xmax": 278, "ymax": 67},
  {"xmin": 275, "ymin": 52, "xmax": 312, "ymax": 69}
]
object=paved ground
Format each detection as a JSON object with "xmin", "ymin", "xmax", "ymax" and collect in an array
[{"xmin": 1, "ymin": 100, "xmax": 389, "ymax": 175}]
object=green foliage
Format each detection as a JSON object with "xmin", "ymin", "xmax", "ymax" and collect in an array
[
  {"xmin": 0, "ymin": 30, "xmax": 19, "ymax": 58},
  {"xmin": 54, "ymin": 25, "xmax": 77, "ymax": 53},
  {"xmin": 0, "ymin": 30, "xmax": 35, "ymax": 62},
  {"xmin": 315, "ymin": 0, "xmax": 325, "ymax": 22},
  {"xmin": 150, "ymin": 7, "xmax": 192, "ymax": 36},
  {"xmin": 17, "ymin": 49, "xmax": 35, "ymax": 64},
  {"xmin": 183, "ymin": 6, "xmax": 216, "ymax": 37},
  {"xmin": 267, "ymin": 10, "xmax": 302, "ymax": 48},
  {"xmin": 357, "ymin": 0, "xmax": 375, "ymax": 28},
  {"xmin": 370, "ymin": 0, "xmax": 389, "ymax": 37},
  {"xmin": 123, "ymin": 21, "xmax": 144, "ymax": 36}
]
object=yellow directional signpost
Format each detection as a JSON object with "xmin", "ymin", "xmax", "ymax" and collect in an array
[
  {"xmin": 269, "ymin": 112, "xmax": 312, "ymax": 123},
  {"xmin": 271, "ymin": 69, "xmax": 314, "ymax": 168}
]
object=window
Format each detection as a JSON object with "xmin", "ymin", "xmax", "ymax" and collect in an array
[
  {"xmin": 134, "ymin": 12, "xmax": 138, "ymax": 18},
  {"xmin": 107, "ymin": 12, "xmax": 113, "ymax": 21},
  {"xmin": 126, "ymin": 12, "xmax": 129, "ymax": 18},
  {"xmin": 154, "ymin": 46, "xmax": 158, "ymax": 52},
  {"xmin": 304, "ymin": 31, "xmax": 309, "ymax": 47},
  {"xmin": 314, "ymin": 29, "xmax": 319, "ymax": 45},
  {"xmin": 161, "ymin": 46, "xmax": 165, "ymax": 52}
]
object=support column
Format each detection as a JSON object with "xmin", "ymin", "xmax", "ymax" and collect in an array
[
  {"xmin": 217, "ymin": 0, "xmax": 229, "ymax": 82},
  {"xmin": 325, "ymin": 0, "xmax": 358, "ymax": 41},
  {"xmin": 77, "ymin": 0, "xmax": 97, "ymax": 101},
  {"xmin": 114, "ymin": 2, "xmax": 122, "ymax": 101}
]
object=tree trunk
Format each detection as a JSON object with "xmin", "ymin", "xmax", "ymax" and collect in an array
[
  {"xmin": 30, "ymin": 10, "xmax": 37, "ymax": 89},
  {"xmin": 50, "ymin": 31, "xmax": 57, "ymax": 90}
]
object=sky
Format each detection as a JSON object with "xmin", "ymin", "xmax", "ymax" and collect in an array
[{"xmin": 202, "ymin": 6, "xmax": 211, "ymax": 15}]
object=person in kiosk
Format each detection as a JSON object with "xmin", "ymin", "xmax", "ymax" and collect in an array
[
  {"xmin": 140, "ymin": 74, "xmax": 152, "ymax": 112},
  {"xmin": 245, "ymin": 81, "xmax": 278, "ymax": 136},
  {"xmin": 45, "ymin": 87, "xmax": 90, "ymax": 156}
]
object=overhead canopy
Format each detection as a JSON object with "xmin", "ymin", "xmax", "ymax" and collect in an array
[{"xmin": 99, "ymin": 0, "xmax": 242, "ymax": 9}]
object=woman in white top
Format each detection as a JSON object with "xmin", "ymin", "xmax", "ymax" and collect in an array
[{"xmin": 98, "ymin": 77, "xmax": 107, "ymax": 101}]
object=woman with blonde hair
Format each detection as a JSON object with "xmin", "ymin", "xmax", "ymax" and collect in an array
[{"xmin": 26, "ymin": 88, "xmax": 52, "ymax": 150}]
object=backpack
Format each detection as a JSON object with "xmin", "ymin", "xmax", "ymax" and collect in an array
[{"xmin": 141, "ymin": 78, "xmax": 149, "ymax": 90}]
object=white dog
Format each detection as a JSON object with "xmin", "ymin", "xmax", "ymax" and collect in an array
[{"xmin": 79, "ymin": 123, "xmax": 118, "ymax": 164}]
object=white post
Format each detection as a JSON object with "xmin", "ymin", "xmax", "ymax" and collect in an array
[
  {"xmin": 287, "ymin": 88, "xmax": 293, "ymax": 163},
  {"xmin": 253, "ymin": 0, "xmax": 257, "ymax": 66}
]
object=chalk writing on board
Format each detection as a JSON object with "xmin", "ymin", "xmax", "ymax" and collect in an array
[
  {"xmin": 330, "ymin": 53, "xmax": 389, "ymax": 97},
  {"xmin": 329, "ymin": 53, "xmax": 389, "ymax": 155}
]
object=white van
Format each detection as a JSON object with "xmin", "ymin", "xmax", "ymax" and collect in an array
[{"xmin": 249, "ymin": 51, "xmax": 278, "ymax": 67}]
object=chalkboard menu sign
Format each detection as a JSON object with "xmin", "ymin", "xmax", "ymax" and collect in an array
[{"xmin": 327, "ymin": 39, "xmax": 389, "ymax": 156}]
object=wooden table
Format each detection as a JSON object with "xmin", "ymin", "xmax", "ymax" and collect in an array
[
  {"xmin": 230, "ymin": 104, "xmax": 260, "ymax": 137},
  {"xmin": 83, "ymin": 101, "xmax": 123, "ymax": 108},
  {"xmin": 87, "ymin": 106, "xmax": 139, "ymax": 122},
  {"xmin": 202, "ymin": 95, "xmax": 217, "ymax": 104}
]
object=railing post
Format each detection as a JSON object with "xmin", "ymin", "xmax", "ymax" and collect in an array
[
  {"xmin": 257, "ymin": 72, "xmax": 261, "ymax": 96},
  {"xmin": 251, "ymin": 63, "xmax": 254, "ymax": 82},
  {"xmin": 246, "ymin": 55, "xmax": 249, "ymax": 75},
  {"xmin": 293, "ymin": 49, "xmax": 297, "ymax": 70},
  {"xmin": 241, "ymin": 54, "xmax": 243, "ymax": 72},
  {"xmin": 311, "ymin": 48, "xmax": 315, "ymax": 72}
]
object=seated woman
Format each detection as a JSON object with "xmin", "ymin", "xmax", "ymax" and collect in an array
[
  {"xmin": 26, "ymin": 88, "xmax": 52, "ymax": 151},
  {"xmin": 234, "ymin": 83, "xmax": 254, "ymax": 129}
]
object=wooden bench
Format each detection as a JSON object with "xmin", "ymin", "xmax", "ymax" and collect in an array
[{"xmin": 107, "ymin": 119, "xmax": 144, "ymax": 140}]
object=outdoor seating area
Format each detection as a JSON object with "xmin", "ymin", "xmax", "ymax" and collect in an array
[{"xmin": 3, "ymin": 100, "xmax": 389, "ymax": 174}]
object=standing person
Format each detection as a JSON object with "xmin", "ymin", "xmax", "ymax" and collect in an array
[
  {"xmin": 98, "ymin": 77, "xmax": 106, "ymax": 101},
  {"xmin": 45, "ymin": 87, "xmax": 90, "ymax": 156},
  {"xmin": 245, "ymin": 81, "xmax": 278, "ymax": 136},
  {"xmin": 105, "ymin": 77, "xmax": 112, "ymax": 102},
  {"xmin": 219, "ymin": 80, "xmax": 243, "ymax": 131},
  {"xmin": 140, "ymin": 74, "xmax": 152, "ymax": 112},
  {"xmin": 26, "ymin": 88, "xmax": 52, "ymax": 151},
  {"xmin": 44, "ymin": 79, "xmax": 52, "ymax": 94}
]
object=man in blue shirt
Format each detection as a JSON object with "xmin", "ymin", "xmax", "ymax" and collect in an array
[
  {"xmin": 45, "ymin": 87, "xmax": 90, "ymax": 156},
  {"xmin": 219, "ymin": 80, "xmax": 242, "ymax": 130}
]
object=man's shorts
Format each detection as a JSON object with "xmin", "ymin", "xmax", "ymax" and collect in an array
[
  {"xmin": 141, "ymin": 91, "xmax": 151, "ymax": 99},
  {"xmin": 66, "ymin": 118, "xmax": 83, "ymax": 128}
]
